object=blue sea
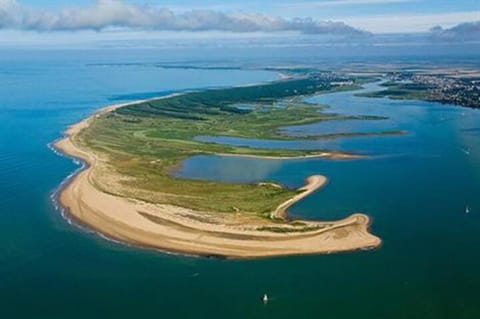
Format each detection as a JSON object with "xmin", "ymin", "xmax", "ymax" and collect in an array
[{"xmin": 1, "ymin": 49, "xmax": 480, "ymax": 318}]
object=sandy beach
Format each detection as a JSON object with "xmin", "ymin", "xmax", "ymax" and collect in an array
[
  {"xmin": 54, "ymin": 100, "xmax": 381, "ymax": 258},
  {"xmin": 271, "ymin": 175, "xmax": 328, "ymax": 219}
]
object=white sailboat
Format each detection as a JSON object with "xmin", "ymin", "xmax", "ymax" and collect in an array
[
  {"xmin": 262, "ymin": 294, "xmax": 269, "ymax": 304},
  {"xmin": 466, "ymin": 206, "xmax": 470, "ymax": 214}
]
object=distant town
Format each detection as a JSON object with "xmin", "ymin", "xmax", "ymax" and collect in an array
[{"xmin": 387, "ymin": 72, "xmax": 480, "ymax": 109}]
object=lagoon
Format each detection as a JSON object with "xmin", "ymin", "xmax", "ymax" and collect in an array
[{"xmin": 1, "ymin": 50, "xmax": 480, "ymax": 318}]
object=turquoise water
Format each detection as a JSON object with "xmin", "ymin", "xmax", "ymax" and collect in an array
[{"xmin": 2, "ymin": 50, "xmax": 480, "ymax": 318}]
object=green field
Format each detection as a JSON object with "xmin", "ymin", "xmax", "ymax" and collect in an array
[{"xmin": 78, "ymin": 75, "xmax": 386, "ymax": 218}]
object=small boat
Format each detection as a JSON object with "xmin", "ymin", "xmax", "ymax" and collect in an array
[
  {"xmin": 462, "ymin": 148, "xmax": 471, "ymax": 156},
  {"xmin": 262, "ymin": 294, "xmax": 269, "ymax": 303},
  {"xmin": 466, "ymin": 206, "xmax": 471, "ymax": 214}
]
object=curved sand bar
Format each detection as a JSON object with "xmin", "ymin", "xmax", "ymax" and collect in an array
[
  {"xmin": 271, "ymin": 175, "xmax": 328, "ymax": 219},
  {"xmin": 55, "ymin": 101, "xmax": 381, "ymax": 258}
]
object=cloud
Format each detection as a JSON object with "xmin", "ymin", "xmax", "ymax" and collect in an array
[
  {"xmin": 338, "ymin": 11, "xmax": 480, "ymax": 33},
  {"xmin": 277, "ymin": 0, "xmax": 415, "ymax": 8},
  {"xmin": 0, "ymin": 0, "xmax": 368, "ymax": 36},
  {"xmin": 430, "ymin": 21, "xmax": 480, "ymax": 41}
]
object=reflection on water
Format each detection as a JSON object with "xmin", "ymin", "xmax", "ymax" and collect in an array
[
  {"xmin": 174, "ymin": 155, "xmax": 285, "ymax": 183},
  {"xmin": 281, "ymin": 118, "xmax": 393, "ymax": 136}
]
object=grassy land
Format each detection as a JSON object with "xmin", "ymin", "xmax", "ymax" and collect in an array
[{"xmin": 78, "ymin": 75, "xmax": 383, "ymax": 217}]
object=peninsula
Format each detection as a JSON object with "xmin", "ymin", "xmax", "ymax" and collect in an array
[{"xmin": 55, "ymin": 74, "xmax": 383, "ymax": 258}]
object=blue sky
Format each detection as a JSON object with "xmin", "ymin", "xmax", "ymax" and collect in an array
[
  {"xmin": 22, "ymin": 0, "xmax": 480, "ymax": 17},
  {"xmin": 14, "ymin": 0, "xmax": 480, "ymax": 32},
  {"xmin": 0, "ymin": 0, "xmax": 478, "ymax": 48}
]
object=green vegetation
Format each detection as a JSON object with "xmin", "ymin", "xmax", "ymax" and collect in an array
[
  {"xmin": 78, "ymin": 75, "xmax": 384, "ymax": 217},
  {"xmin": 356, "ymin": 81, "xmax": 431, "ymax": 100}
]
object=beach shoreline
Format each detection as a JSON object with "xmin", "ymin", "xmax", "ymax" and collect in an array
[{"xmin": 53, "ymin": 97, "xmax": 381, "ymax": 258}]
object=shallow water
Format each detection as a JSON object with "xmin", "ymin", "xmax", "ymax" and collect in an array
[
  {"xmin": 2, "ymin": 50, "xmax": 480, "ymax": 318},
  {"xmin": 193, "ymin": 81, "xmax": 479, "ymax": 158}
]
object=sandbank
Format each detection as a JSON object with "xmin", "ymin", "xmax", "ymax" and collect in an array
[{"xmin": 54, "ymin": 99, "xmax": 381, "ymax": 258}]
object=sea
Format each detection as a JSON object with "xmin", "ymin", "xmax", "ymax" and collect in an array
[{"xmin": 1, "ymin": 48, "xmax": 480, "ymax": 318}]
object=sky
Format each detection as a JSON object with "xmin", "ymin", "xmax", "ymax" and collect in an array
[
  {"xmin": 0, "ymin": 0, "xmax": 479, "ymax": 47},
  {"xmin": 16, "ymin": 0, "xmax": 480, "ymax": 33}
]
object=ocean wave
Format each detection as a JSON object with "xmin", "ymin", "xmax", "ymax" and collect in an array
[{"xmin": 48, "ymin": 140, "xmax": 198, "ymax": 259}]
